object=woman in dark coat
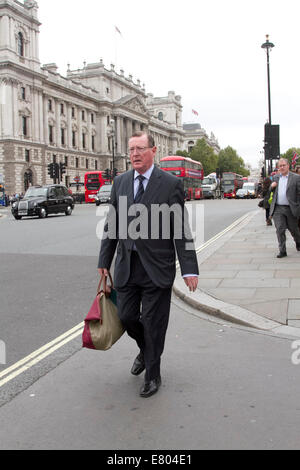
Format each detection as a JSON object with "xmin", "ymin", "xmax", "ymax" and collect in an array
[{"xmin": 261, "ymin": 177, "xmax": 273, "ymax": 226}]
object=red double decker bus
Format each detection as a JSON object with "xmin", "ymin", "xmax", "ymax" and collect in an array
[
  {"xmin": 160, "ymin": 156, "xmax": 204, "ymax": 200},
  {"xmin": 84, "ymin": 172, "xmax": 110, "ymax": 203},
  {"xmin": 222, "ymin": 172, "xmax": 244, "ymax": 198}
]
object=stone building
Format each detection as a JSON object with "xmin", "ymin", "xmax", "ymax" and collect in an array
[
  {"xmin": 0, "ymin": 0, "xmax": 186, "ymax": 195},
  {"xmin": 183, "ymin": 123, "xmax": 220, "ymax": 155}
]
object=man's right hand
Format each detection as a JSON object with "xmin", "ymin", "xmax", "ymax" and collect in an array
[
  {"xmin": 271, "ymin": 182, "xmax": 278, "ymax": 189},
  {"xmin": 98, "ymin": 268, "xmax": 109, "ymax": 277}
]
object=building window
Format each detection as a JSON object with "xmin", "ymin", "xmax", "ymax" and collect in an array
[
  {"xmin": 18, "ymin": 32, "xmax": 24, "ymax": 57},
  {"xmin": 158, "ymin": 112, "xmax": 164, "ymax": 121},
  {"xmin": 72, "ymin": 131, "xmax": 76, "ymax": 148},
  {"xmin": 86, "ymin": 159, "xmax": 89, "ymax": 169},
  {"xmin": 82, "ymin": 133, "xmax": 86, "ymax": 149},
  {"xmin": 21, "ymin": 87, "xmax": 26, "ymax": 100},
  {"xmin": 91, "ymin": 113, "xmax": 94, "ymax": 124},
  {"xmin": 65, "ymin": 156, "xmax": 68, "ymax": 166},
  {"xmin": 75, "ymin": 157, "xmax": 79, "ymax": 169},
  {"xmin": 61, "ymin": 128, "xmax": 65, "ymax": 146},
  {"xmin": 107, "ymin": 116, "xmax": 110, "ymax": 125},
  {"xmin": 72, "ymin": 107, "xmax": 75, "ymax": 118},
  {"xmin": 49, "ymin": 125, "xmax": 53, "ymax": 144},
  {"xmin": 95, "ymin": 160, "xmax": 98, "ymax": 170},
  {"xmin": 48, "ymin": 99, "xmax": 52, "ymax": 112},
  {"xmin": 92, "ymin": 135, "xmax": 95, "ymax": 151},
  {"xmin": 22, "ymin": 116, "xmax": 27, "ymax": 136},
  {"xmin": 60, "ymin": 103, "xmax": 64, "ymax": 115},
  {"xmin": 25, "ymin": 149, "xmax": 30, "ymax": 162},
  {"xmin": 82, "ymin": 110, "xmax": 85, "ymax": 121}
]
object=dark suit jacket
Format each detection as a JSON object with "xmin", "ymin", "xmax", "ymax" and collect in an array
[
  {"xmin": 98, "ymin": 167, "xmax": 199, "ymax": 289},
  {"xmin": 270, "ymin": 172, "xmax": 300, "ymax": 217}
]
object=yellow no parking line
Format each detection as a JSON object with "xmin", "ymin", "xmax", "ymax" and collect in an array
[{"xmin": 0, "ymin": 322, "xmax": 84, "ymax": 388}]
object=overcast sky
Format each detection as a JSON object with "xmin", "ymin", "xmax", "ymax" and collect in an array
[{"xmin": 37, "ymin": 0, "xmax": 300, "ymax": 168}]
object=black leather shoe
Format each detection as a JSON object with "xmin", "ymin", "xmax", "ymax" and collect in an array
[
  {"xmin": 140, "ymin": 377, "xmax": 161, "ymax": 398},
  {"xmin": 131, "ymin": 354, "xmax": 145, "ymax": 376},
  {"xmin": 277, "ymin": 252, "xmax": 287, "ymax": 258}
]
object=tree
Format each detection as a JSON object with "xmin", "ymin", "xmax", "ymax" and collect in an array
[
  {"xmin": 190, "ymin": 139, "xmax": 218, "ymax": 176},
  {"xmin": 176, "ymin": 150, "xmax": 190, "ymax": 158},
  {"xmin": 218, "ymin": 146, "xmax": 250, "ymax": 177}
]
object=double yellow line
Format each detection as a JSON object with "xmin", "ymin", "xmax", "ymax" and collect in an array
[{"xmin": 0, "ymin": 322, "xmax": 84, "ymax": 388}]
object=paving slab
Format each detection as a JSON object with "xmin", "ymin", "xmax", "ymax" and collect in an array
[
  {"xmin": 173, "ymin": 209, "xmax": 300, "ymax": 336},
  {"xmin": 287, "ymin": 300, "xmax": 300, "ymax": 320}
]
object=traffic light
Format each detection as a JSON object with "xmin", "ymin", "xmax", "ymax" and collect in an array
[
  {"xmin": 112, "ymin": 168, "xmax": 118, "ymax": 178},
  {"xmin": 264, "ymin": 124, "xmax": 280, "ymax": 159},
  {"xmin": 60, "ymin": 162, "xmax": 67, "ymax": 181},
  {"xmin": 54, "ymin": 163, "xmax": 60, "ymax": 180},
  {"xmin": 104, "ymin": 168, "xmax": 111, "ymax": 180},
  {"xmin": 48, "ymin": 163, "xmax": 54, "ymax": 179}
]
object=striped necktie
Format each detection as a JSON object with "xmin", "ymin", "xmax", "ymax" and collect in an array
[{"xmin": 134, "ymin": 175, "xmax": 145, "ymax": 203}]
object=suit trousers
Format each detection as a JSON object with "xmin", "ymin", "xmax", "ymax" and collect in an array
[
  {"xmin": 273, "ymin": 205, "xmax": 300, "ymax": 253},
  {"xmin": 116, "ymin": 251, "xmax": 172, "ymax": 382}
]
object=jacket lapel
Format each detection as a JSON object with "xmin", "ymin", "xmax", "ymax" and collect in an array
[{"xmin": 126, "ymin": 170, "xmax": 135, "ymax": 207}]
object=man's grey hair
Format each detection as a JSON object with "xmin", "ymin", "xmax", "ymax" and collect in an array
[{"xmin": 278, "ymin": 158, "xmax": 289, "ymax": 165}]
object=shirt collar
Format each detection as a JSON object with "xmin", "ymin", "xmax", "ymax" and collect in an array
[
  {"xmin": 279, "ymin": 173, "xmax": 289, "ymax": 179},
  {"xmin": 134, "ymin": 164, "xmax": 154, "ymax": 181}
]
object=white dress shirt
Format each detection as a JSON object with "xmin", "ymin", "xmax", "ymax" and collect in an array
[
  {"xmin": 133, "ymin": 165, "xmax": 154, "ymax": 198},
  {"xmin": 277, "ymin": 174, "xmax": 289, "ymax": 205}
]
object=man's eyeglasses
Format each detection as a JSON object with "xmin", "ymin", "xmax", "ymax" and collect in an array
[{"xmin": 129, "ymin": 147, "xmax": 151, "ymax": 154}]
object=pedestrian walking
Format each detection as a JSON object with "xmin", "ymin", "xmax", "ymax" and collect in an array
[
  {"xmin": 269, "ymin": 158, "xmax": 300, "ymax": 258},
  {"xmin": 98, "ymin": 132, "xmax": 199, "ymax": 398},
  {"xmin": 261, "ymin": 177, "xmax": 273, "ymax": 226}
]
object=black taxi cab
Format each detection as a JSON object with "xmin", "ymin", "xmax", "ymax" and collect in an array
[{"xmin": 11, "ymin": 185, "xmax": 74, "ymax": 220}]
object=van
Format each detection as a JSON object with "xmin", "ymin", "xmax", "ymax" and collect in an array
[{"xmin": 242, "ymin": 182, "xmax": 258, "ymax": 199}]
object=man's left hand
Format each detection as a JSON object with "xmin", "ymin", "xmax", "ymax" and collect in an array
[{"xmin": 184, "ymin": 276, "xmax": 198, "ymax": 292}]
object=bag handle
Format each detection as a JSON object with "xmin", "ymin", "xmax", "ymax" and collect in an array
[{"xmin": 97, "ymin": 272, "xmax": 113, "ymax": 296}]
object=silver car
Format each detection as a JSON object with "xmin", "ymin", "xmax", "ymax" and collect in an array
[
  {"xmin": 236, "ymin": 188, "xmax": 249, "ymax": 199},
  {"xmin": 95, "ymin": 184, "xmax": 113, "ymax": 206}
]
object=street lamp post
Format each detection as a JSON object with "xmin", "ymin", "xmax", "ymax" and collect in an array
[
  {"xmin": 107, "ymin": 119, "xmax": 116, "ymax": 181},
  {"xmin": 261, "ymin": 34, "xmax": 275, "ymax": 174}
]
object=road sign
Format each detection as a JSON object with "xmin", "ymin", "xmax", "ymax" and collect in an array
[{"xmin": 74, "ymin": 176, "xmax": 80, "ymax": 183}]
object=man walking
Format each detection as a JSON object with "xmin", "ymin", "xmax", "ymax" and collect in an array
[
  {"xmin": 98, "ymin": 132, "xmax": 199, "ymax": 397},
  {"xmin": 270, "ymin": 158, "xmax": 300, "ymax": 258}
]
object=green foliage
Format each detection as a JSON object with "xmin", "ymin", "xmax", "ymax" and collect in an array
[
  {"xmin": 218, "ymin": 146, "xmax": 250, "ymax": 177},
  {"xmin": 190, "ymin": 139, "xmax": 218, "ymax": 176},
  {"xmin": 176, "ymin": 150, "xmax": 190, "ymax": 158}
]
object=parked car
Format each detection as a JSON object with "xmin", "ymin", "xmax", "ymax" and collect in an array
[
  {"xmin": 95, "ymin": 184, "xmax": 113, "ymax": 206},
  {"xmin": 236, "ymin": 188, "xmax": 249, "ymax": 199},
  {"xmin": 11, "ymin": 185, "xmax": 74, "ymax": 220}
]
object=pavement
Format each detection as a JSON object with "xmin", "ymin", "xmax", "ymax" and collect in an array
[
  {"xmin": 1, "ymin": 206, "xmax": 300, "ymax": 450},
  {"xmin": 174, "ymin": 208, "xmax": 300, "ymax": 338}
]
